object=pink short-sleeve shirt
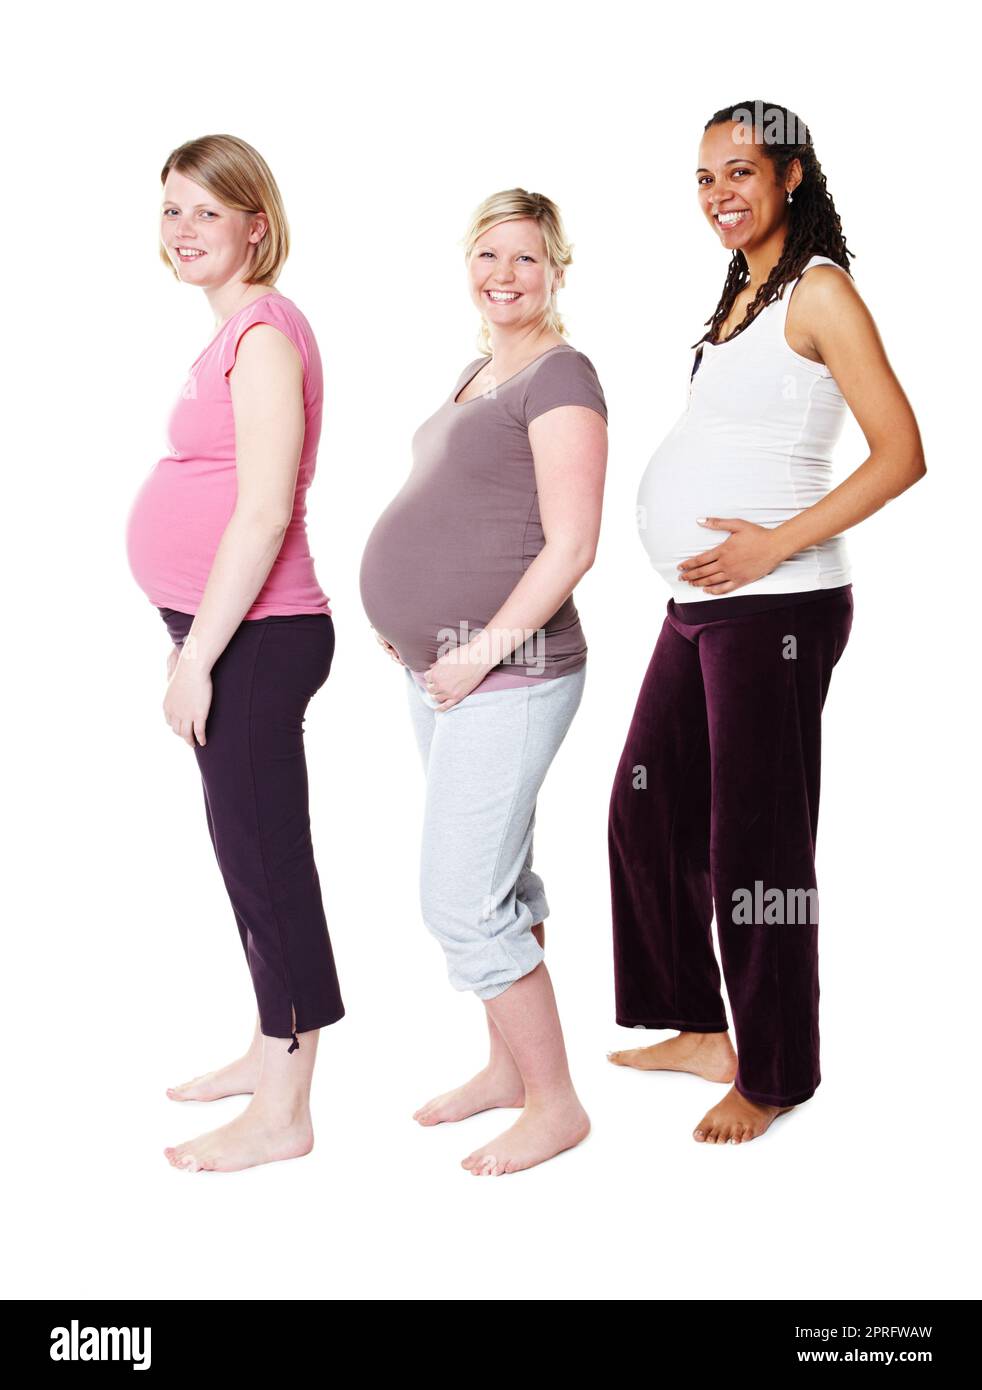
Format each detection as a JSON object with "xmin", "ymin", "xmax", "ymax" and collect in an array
[{"xmin": 126, "ymin": 290, "xmax": 331, "ymax": 620}]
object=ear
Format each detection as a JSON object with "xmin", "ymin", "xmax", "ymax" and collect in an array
[{"xmin": 787, "ymin": 156, "xmax": 804, "ymax": 196}]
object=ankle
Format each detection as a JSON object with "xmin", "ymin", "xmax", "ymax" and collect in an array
[
  {"xmin": 484, "ymin": 1058, "xmax": 522, "ymax": 1083},
  {"xmin": 248, "ymin": 1093, "xmax": 310, "ymax": 1127},
  {"xmin": 521, "ymin": 1084, "xmax": 582, "ymax": 1114}
]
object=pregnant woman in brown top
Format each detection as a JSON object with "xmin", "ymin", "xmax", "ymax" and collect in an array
[{"xmin": 360, "ymin": 189, "xmax": 608, "ymax": 1176}]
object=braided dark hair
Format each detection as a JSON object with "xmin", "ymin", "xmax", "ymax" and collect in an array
[{"xmin": 694, "ymin": 101, "xmax": 855, "ymax": 349}]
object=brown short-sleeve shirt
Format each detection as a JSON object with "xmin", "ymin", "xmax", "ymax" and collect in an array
[{"xmin": 359, "ymin": 344, "xmax": 607, "ymax": 677}]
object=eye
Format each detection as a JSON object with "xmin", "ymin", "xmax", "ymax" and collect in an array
[
  {"xmin": 477, "ymin": 250, "xmax": 495, "ymax": 258},
  {"xmin": 732, "ymin": 168, "xmax": 753, "ymax": 178},
  {"xmin": 517, "ymin": 255, "xmax": 534, "ymax": 262},
  {"xmin": 199, "ymin": 210, "xmax": 218, "ymax": 219},
  {"xmin": 162, "ymin": 208, "xmax": 178, "ymax": 216},
  {"xmin": 697, "ymin": 175, "xmax": 712, "ymax": 187}
]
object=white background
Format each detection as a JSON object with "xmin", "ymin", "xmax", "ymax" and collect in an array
[{"xmin": 3, "ymin": 0, "xmax": 977, "ymax": 1302}]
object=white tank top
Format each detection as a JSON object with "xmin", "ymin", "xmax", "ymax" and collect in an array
[{"xmin": 637, "ymin": 254, "xmax": 852, "ymax": 603}]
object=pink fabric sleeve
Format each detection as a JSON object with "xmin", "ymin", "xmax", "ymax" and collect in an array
[{"xmin": 220, "ymin": 298, "xmax": 311, "ymax": 381}]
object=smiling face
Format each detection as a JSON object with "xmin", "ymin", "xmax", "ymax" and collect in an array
[
  {"xmin": 467, "ymin": 217, "xmax": 560, "ymax": 333},
  {"xmin": 160, "ymin": 168, "xmax": 268, "ymax": 286},
  {"xmin": 696, "ymin": 121, "xmax": 800, "ymax": 252}
]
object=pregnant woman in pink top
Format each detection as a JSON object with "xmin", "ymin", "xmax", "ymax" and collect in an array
[
  {"xmin": 361, "ymin": 190, "xmax": 608, "ymax": 1177},
  {"xmin": 126, "ymin": 135, "xmax": 344, "ymax": 1173}
]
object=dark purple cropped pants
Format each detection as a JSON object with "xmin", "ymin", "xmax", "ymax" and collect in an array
[
  {"xmin": 608, "ymin": 586, "xmax": 853, "ymax": 1107},
  {"xmin": 159, "ymin": 608, "xmax": 345, "ymax": 1046}
]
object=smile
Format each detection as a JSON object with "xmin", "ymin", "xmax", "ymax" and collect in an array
[
  {"xmin": 485, "ymin": 289, "xmax": 521, "ymax": 302},
  {"xmin": 714, "ymin": 210, "xmax": 751, "ymax": 227},
  {"xmin": 175, "ymin": 247, "xmax": 206, "ymax": 260}
]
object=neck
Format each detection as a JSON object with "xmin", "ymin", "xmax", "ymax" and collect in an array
[
  {"xmin": 487, "ymin": 321, "xmax": 564, "ymax": 367},
  {"xmin": 206, "ymin": 278, "xmax": 275, "ymax": 328},
  {"xmin": 742, "ymin": 225, "xmax": 789, "ymax": 290}
]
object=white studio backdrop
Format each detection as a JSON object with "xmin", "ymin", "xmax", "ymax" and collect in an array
[{"xmin": 2, "ymin": 0, "xmax": 977, "ymax": 1301}]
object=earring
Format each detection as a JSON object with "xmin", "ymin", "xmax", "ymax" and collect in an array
[{"xmin": 787, "ymin": 190, "xmax": 794, "ymax": 204}]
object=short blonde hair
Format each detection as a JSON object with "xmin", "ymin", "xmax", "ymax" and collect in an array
[
  {"xmin": 462, "ymin": 189, "xmax": 572, "ymax": 356},
  {"xmin": 158, "ymin": 134, "xmax": 289, "ymax": 285}
]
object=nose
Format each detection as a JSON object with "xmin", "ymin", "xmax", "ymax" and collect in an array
[{"xmin": 173, "ymin": 214, "xmax": 197, "ymax": 241}]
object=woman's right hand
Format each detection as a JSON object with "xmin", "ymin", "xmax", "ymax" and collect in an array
[{"xmin": 374, "ymin": 631, "xmax": 406, "ymax": 666}]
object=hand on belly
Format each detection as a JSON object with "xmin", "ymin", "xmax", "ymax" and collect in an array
[{"xmin": 676, "ymin": 516, "xmax": 787, "ymax": 595}]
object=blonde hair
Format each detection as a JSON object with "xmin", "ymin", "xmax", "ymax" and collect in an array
[
  {"xmin": 158, "ymin": 134, "xmax": 289, "ymax": 285},
  {"xmin": 462, "ymin": 189, "xmax": 572, "ymax": 357}
]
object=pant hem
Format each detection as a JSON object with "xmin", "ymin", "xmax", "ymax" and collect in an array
[
  {"xmin": 261, "ymin": 1005, "xmax": 346, "ymax": 1039},
  {"xmin": 615, "ymin": 1016, "xmax": 729, "ymax": 1032},
  {"xmin": 734, "ymin": 1076, "xmax": 818, "ymax": 1107},
  {"xmin": 473, "ymin": 948, "xmax": 545, "ymax": 1001}
]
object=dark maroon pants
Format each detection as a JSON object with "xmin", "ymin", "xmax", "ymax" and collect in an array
[
  {"xmin": 608, "ymin": 586, "xmax": 853, "ymax": 1106},
  {"xmin": 159, "ymin": 608, "xmax": 345, "ymax": 1045}
]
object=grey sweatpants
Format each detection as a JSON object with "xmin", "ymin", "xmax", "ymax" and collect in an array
[{"xmin": 404, "ymin": 663, "xmax": 586, "ymax": 1000}]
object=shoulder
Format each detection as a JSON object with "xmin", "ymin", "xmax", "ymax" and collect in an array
[
  {"xmin": 224, "ymin": 294, "xmax": 312, "ymax": 379},
  {"xmin": 521, "ymin": 346, "xmax": 607, "ymax": 426},
  {"xmin": 792, "ymin": 261, "xmax": 863, "ymax": 314}
]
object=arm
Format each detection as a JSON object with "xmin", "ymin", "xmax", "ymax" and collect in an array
[
  {"xmin": 162, "ymin": 325, "xmax": 305, "ymax": 745},
  {"xmin": 425, "ymin": 404, "xmax": 608, "ymax": 709},
  {"xmin": 679, "ymin": 268, "xmax": 927, "ymax": 593}
]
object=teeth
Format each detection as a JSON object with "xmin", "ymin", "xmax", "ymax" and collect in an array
[
  {"xmin": 716, "ymin": 210, "xmax": 749, "ymax": 226},
  {"xmin": 177, "ymin": 248, "xmax": 205, "ymax": 257},
  {"xmin": 487, "ymin": 290, "xmax": 519, "ymax": 301}
]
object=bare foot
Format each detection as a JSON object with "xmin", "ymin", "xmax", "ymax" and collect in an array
[
  {"xmin": 166, "ymin": 1053, "xmax": 260, "ymax": 1102},
  {"xmin": 692, "ymin": 1085, "xmax": 795, "ymax": 1144},
  {"xmin": 607, "ymin": 1031, "xmax": 737, "ymax": 1083},
  {"xmin": 163, "ymin": 1101, "xmax": 313, "ymax": 1172},
  {"xmin": 413, "ymin": 1066, "xmax": 525, "ymax": 1126},
  {"xmin": 461, "ymin": 1097, "xmax": 590, "ymax": 1176}
]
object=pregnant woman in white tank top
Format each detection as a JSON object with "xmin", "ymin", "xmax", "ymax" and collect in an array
[{"xmin": 607, "ymin": 100, "xmax": 926, "ymax": 1145}]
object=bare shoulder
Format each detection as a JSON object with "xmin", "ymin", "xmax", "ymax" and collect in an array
[
  {"xmin": 793, "ymin": 263, "xmax": 866, "ymax": 316},
  {"xmin": 787, "ymin": 264, "xmax": 875, "ymax": 360}
]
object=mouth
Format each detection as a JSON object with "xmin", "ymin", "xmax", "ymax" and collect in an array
[
  {"xmin": 174, "ymin": 247, "xmax": 207, "ymax": 262},
  {"xmin": 484, "ymin": 289, "xmax": 521, "ymax": 304},
  {"xmin": 714, "ymin": 209, "xmax": 751, "ymax": 229}
]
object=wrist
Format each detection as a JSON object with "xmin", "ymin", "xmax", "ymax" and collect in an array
[
  {"xmin": 177, "ymin": 634, "xmax": 212, "ymax": 674},
  {"xmin": 464, "ymin": 633, "xmax": 498, "ymax": 674},
  {"xmin": 768, "ymin": 523, "xmax": 800, "ymax": 567}
]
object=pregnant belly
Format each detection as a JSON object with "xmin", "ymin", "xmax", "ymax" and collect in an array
[
  {"xmin": 360, "ymin": 510, "xmax": 537, "ymax": 673},
  {"xmin": 637, "ymin": 446, "xmax": 824, "ymax": 583},
  {"xmin": 126, "ymin": 464, "xmax": 232, "ymax": 601}
]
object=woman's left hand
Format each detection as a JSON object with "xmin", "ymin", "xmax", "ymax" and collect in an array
[
  {"xmin": 423, "ymin": 640, "xmax": 493, "ymax": 711},
  {"xmin": 163, "ymin": 659, "xmax": 213, "ymax": 747},
  {"xmin": 677, "ymin": 517, "xmax": 787, "ymax": 594}
]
